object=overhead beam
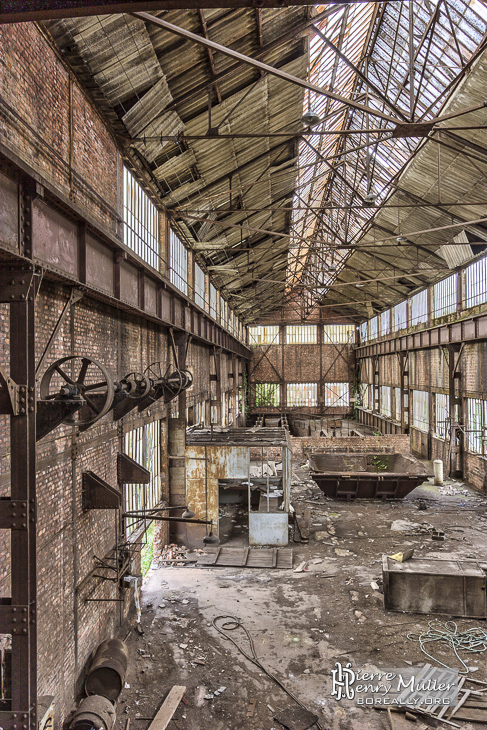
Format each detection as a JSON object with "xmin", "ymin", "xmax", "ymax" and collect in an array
[
  {"xmin": 134, "ymin": 11, "xmax": 400, "ymax": 124},
  {"xmin": 0, "ymin": 1, "xmax": 377, "ymax": 23}
]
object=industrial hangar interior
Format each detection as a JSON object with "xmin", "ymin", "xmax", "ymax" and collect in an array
[{"xmin": 1, "ymin": 1, "xmax": 487, "ymax": 729}]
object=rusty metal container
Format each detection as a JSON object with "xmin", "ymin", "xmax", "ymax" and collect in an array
[
  {"xmin": 69, "ymin": 695, "xmax": 115, "ymax": 730},
  {"xmin": 85, "ymin": 640, "xmax": 128, "ymax": 701},
  {"xmin": 309, "ymin": 452, "xmax": 431, "ymax": 499}
]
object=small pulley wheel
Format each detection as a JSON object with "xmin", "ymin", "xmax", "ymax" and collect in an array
[{"xmin": 121, "ymin": 371, "xmax": 151, "ymax": 399}]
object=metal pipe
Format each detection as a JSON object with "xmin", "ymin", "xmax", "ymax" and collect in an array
[{"xmin": 122, "ymin": 513, "xmax": 212, "ymax": 525}]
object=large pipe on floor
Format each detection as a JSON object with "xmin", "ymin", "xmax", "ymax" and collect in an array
[
  {"xmin": 85, "ymin": 639, "xmax": 129, "ymax": 702},
  {"xmin": 69, "ymin": 695, "xmax": 116, "ymax": 730}
]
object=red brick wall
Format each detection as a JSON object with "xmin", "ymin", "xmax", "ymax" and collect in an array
[
  {"xmin": 249, "ymin": 315, "xmax": 355, "ymax": 415},
  {"xmin": 0, "ymin": 22, "xmax": 121, "ymax": 232},
  {"xmin": 291, "ymin": 434, "xmax": 411, "ymax": 459},
  {"xmin": 0, "ymin": 21, "xmax": 245, "ymax": 725}
]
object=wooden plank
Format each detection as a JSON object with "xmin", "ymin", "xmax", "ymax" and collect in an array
[
  {"xmin": 196, "ymin": 547, "xmax": 293, "ymax": 569},
  {"xmin": 449, "ymin": 689, "xmax": 471, "ymax": 718},
  {"xmin": 148, "ymin": 686, "xmax": 186, "ymax": 730},
  {"xmin": 451, "ymin": 709, "xmax": 487, "ymax": 722},
  {"xmin": 272, "ymin": 548, "xmax": 277, "ymax": 568}
]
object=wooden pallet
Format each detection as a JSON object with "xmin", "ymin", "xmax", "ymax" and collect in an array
[{"xmin": 196, "ymin": 546, "xmax": 293, "ymax": 569}]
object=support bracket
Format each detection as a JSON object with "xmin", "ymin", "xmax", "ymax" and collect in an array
[
  {"xmin": 117, "ymin": 453, "xmax": 150, "ymax": 485},
  {"xmin": 0, "ymin": 365, "xmax": 26, "ymax": 416},
  {"xmin": 0, "ymin": 265, "xmax": 40, "ymax": 303},
  {"xmin": 82, "ymin": 472, "xmax": 122, "ymax": 510},
  {"xmin": 0, "ymin": 498, "xmax": 29, "ymax": 529},
  {"xmin": 0, "ymin": 603, "xmax": 34, "ymax": 633}
]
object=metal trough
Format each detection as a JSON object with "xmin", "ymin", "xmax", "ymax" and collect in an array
[{"xmin": 308, "ymin": 452, "xmax": 431, "ymax": 499}]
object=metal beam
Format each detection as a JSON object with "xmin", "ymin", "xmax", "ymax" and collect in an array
[
  {"xmin": 0, "ymin": 0, "xmax": 374, "ymax": 24},
  {"xmin": 134, "ymin": 11, "xmax": 399, "ymax": 124},
  {"xmin": 355, "ymin": 313, "xmax": 487, "ymax": 357},
  {"xmin": 311, "ymin": 24, "xmax": 410, "ymax": 122}
]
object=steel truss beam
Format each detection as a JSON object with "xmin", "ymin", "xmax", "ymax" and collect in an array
[
  {"xmin": 355, "ymin": 313, "xmax": 487, "ymax": 358},
  {"xmin": 0, "ymin": 1, "xmax": 374, "ymax": 24}
]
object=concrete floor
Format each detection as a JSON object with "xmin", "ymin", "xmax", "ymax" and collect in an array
[{"xmin": 116, "ymin": 466, "xmax": 487, "ymax": 730}]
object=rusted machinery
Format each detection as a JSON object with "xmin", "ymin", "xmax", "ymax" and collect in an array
[
  {"xmin": 68, "ymin": 696, "xmax": 116, "ymax": 730},
  {"xmin": 69, "ymin": 639, "xmax": 128, "ymax": 730},
  {"xmin": 85, "ymin": 639, "xmax": 129, "ymax": 702},
  {"xmin": 309, "ymin": 451, "xmax": 431, "ymax": 499},
  {"xmin": 36, "ymin": 356, "xmax": 193, "ymax": 439}
]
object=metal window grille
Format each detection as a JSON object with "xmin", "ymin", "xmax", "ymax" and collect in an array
[
  {"xmin": 124, "ymin": 420, "xmax": 161, "ymax": 536},
  {"xmin": 361, "ymin": 357, "xmax": 372, "ymax": 383},
  {"xmin": 410, "ymin": 289, "xmax": 428, "ymax": 326},
  {"xmin": 195, "ymin": 401, "xmax": 204, "ymax": 425},
  {"xmin": 380, "ymin": 310, "xmax": 391, "ymax": 336},
  {"xmin": 287, "ymin": 382, "xmax": 318, "ymax": 407},
  {"xmin": 286, "ymin": 325, "xmax": 317, "ymax": 344},
  {"xmin": 369, "ymin": 316, "xmax": 378, "ymax": 340},
  {"xmin": 393, "ymin": 300, "xmax": 407, "ymax": 331},
  {"xmin": 248, "ymin": 326, "xmax": 280, "ymax": 346},
  {"xmin": 169, "ymin": 229, "xmax": 188, "ymax": 295},
  {"xmin": 466, "ymin": 398, "xmax": 487, "ymax": 454},
  {"xmin": 254, "ymin": 383, "xmax": 280, "ymax": 407},
  {"xmin": 324, "ymin": 382, "xmax": 350, "ymax": 407},
  {"xmin": 323, "ymin": 324, "xmax": 355, "ymax": 344},
  {"xmin": 209, "ymin": 283, "xmax": 217, "ymax": 320},
  {"xmin": 465, "ymin": 256, "xmax": 487, "ymax": 308},
  {"xmin": 395, "ymin": 387, "xmax": 401, "ymax": 422},
  {"xmin": 412, "ymin": 390, "xmax": 429, "ymax": 432},
  {"xmin": 435, "ymin": 393, "xmax": 449, "ymax": 439},
  {"xmin": 194, "ymin": 263, "xmax": 206, "ymax": 309},
  {"xmin": 219, "ymin": 295, "xmax": 225, "ymax": 325},
  {"xmin": 380, "ymin": 385, "xmax": 392, "ymax": 417},
  {"xmin": 123, "ymin": 167, "xmax": 159, "ymax": 270},
  {"xmin": 360, "ymin": 321, "xmax": 368, "ymax": 342},
  {"xmin": 360, "ymin": 383, "xmax": 369, "ymax": 409},
  {"xmin": 433, "ymin": 274, "xmax": 457, "ymax": 317}
]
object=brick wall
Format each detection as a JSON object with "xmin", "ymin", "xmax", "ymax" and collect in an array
[
  {"xmin": 0, "ymin": 21, "xmax": 245, "ymax": 725},
  {"xmin": 249, "ymin": 311, "xmax": 356, "ymax": 415},
  {"xmin": 290, "ymin": 434, "xmax": 411, "ymax": 459},
  {"xmin": 0, "ymin": 22, "xmax": 120, "ymax": 232},
  {"xmin": 358, "ymin": 341, "xmax": 487, "ymax": 493}
]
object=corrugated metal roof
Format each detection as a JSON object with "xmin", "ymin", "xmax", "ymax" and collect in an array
[{"xmin": 45, "ymin": 6, "xmax": 309, "ymax": 321}]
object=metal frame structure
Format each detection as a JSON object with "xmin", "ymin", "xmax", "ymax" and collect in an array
[
  {"xmin": 22, "ymin": 1, "xmax": 485, "ymax": 323},
  {"xmin": 0, "ymin": 261, "xmax": 42, "ymax": 730}
]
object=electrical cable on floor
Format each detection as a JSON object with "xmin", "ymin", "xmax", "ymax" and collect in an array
[
  {"xmin": 407, "ymin": 620, "xmax": 487, "ymax": 674},
  {"xmin": 212, "ymin": 615, "xmax": 323, "ymax": 730}
]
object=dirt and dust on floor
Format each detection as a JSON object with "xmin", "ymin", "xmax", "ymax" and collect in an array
[{"xmin": 115, "ymin": 462, "xmax": 487, "ymax": 730}]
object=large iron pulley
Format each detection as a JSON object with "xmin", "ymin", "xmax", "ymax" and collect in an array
[
  {"xmin": 119, "ymin": 371, "xmax": 151, "ymax": 399},
  {"xmin": 40, "ymin": 356, "xmax": 114, "ymax": 427},
  {"xmin": 143, "ymin": 361, "xmax": 165, "ymax": 387}
]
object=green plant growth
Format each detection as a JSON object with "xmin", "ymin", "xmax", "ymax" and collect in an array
[
  {"xmin": 141, "ymin": 521, "xmax": 155, "ymax": 576},
  {"xmin": 373, "ymin": 428, "xmax": 382, "ymax": 437},
  {"xmin": 372, "ymin": 455, "xmax": 389, "ymax": 472}
]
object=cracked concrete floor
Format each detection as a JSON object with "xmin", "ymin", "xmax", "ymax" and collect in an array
[{"xmin": 115, "ymin": 472, "xmax": 487, "ymax": 730}]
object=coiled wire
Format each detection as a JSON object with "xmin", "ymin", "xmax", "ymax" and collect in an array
[
  {"xmin": 212, "ymin": 615, "xmax": 323, "ymax": 730},
  {"xmin": 407, "ymin": 620, "xmax": 487, "ymax": 674}
]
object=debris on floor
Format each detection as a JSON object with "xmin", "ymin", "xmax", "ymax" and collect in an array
[{"xmin": 115, "ymin": 461, "xmax": 487, "ymax": 730}]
